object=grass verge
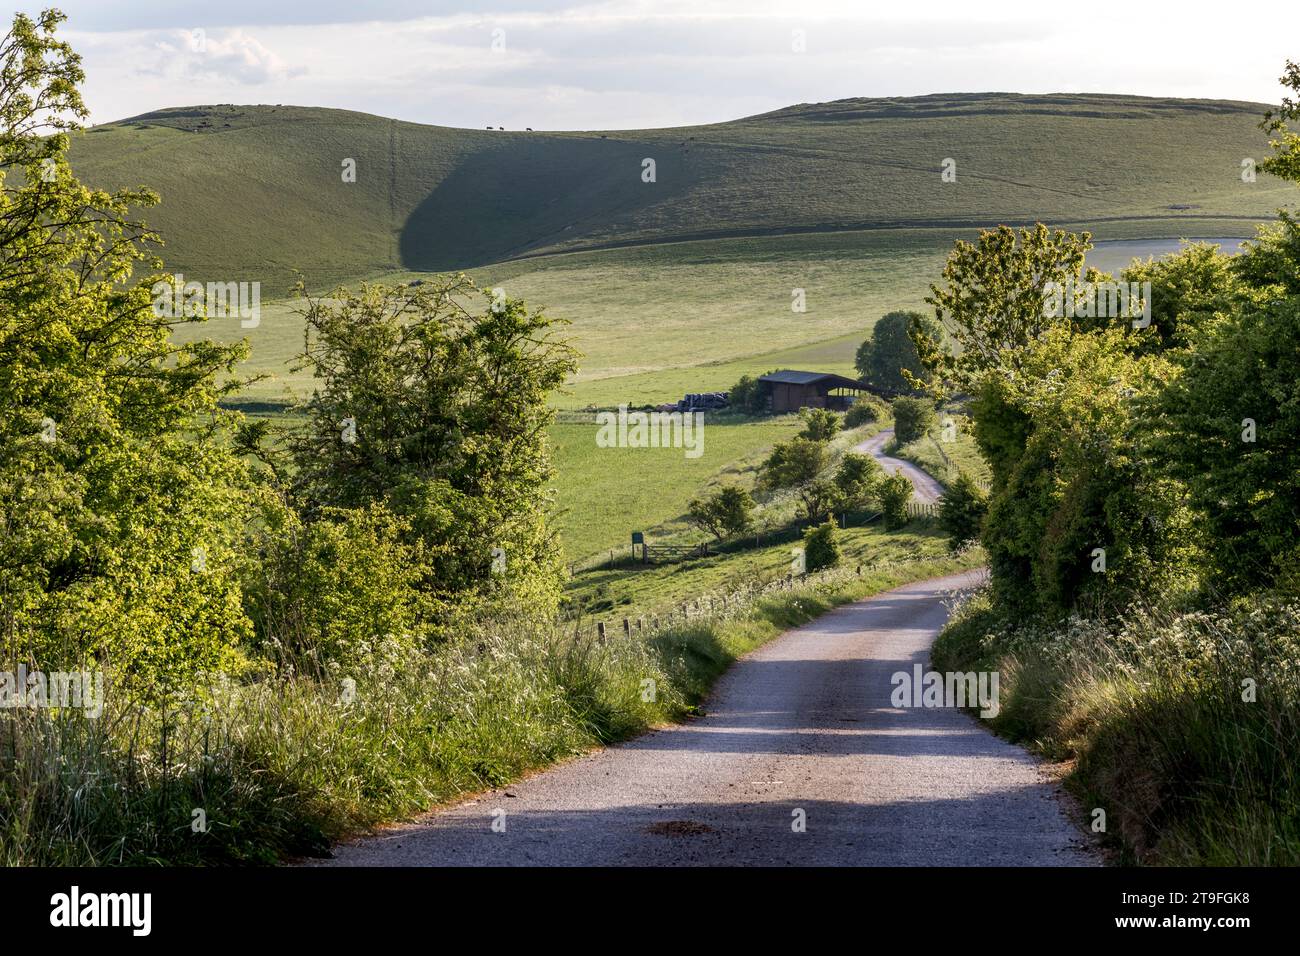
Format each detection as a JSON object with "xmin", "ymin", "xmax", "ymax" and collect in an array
[
  {"xmin": 931, "ymin": 586, "xmax": 1300, "ymax": 865},
  {"xmin": 2, "ymin": 546, "xmax": 982, "ymax": 865},
  {"xmin": 889, "ymin": 411, "xmax": 991, "ymax": 486}
]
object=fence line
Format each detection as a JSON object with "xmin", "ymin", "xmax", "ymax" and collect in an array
[
  {"xmin": 559, "ymin": 542, "xmax": 980, "ymax": 645},
  {"xmin": 928, "ymin": 432, "xmax": 955, "ymax": 481},
  {"xmin": 906, "ymin": 500, "xmax": 940, "ymax": 519}
]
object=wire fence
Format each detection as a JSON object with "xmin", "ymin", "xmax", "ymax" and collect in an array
[{"xmin": 560, "ymin": 544, "xmax": 979, "ymax": 645}]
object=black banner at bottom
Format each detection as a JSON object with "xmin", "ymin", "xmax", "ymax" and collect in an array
[{"xmin": 0, "ymin": 865, "xmax": 1278, "ymax": 941}]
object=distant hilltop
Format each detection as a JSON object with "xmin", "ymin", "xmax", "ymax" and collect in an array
[{"xmin": 69, "ymin": 93, "xmax": 1285, "ymax": 291}]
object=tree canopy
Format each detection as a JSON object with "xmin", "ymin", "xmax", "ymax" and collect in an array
[{"xmin": 855, "ymin": 310, "xmax": 940, "ymax": 393}]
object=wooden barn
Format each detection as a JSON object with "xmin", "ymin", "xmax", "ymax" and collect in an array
[{"xmin": 756, "ymin": 369, "xmax": 874, "ymax": 413}]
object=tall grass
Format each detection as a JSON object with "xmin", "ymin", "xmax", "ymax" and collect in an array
[
  {"xmin": 932, "ymin": 588, "xmax": 1300, "ymax": 865},
  {"xmin": 1, "ymin": 548, "xmax": 980, "ymax": 865}
]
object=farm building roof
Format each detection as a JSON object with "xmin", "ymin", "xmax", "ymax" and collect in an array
[{"xmin": 757, "ymin": 369, "xmax": 868, "ymax": 389}]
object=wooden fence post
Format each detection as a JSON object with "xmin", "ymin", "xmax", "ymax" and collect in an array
[{"xmin": 596, "ymin": 622, "xmax": 606, "ymax": 641}]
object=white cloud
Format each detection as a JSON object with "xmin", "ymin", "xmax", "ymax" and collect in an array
[{"xmin": 139, "ymin": 29, "xmax": 303, "ymax": 86}]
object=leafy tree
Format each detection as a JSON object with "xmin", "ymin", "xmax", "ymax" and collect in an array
[
  {"xmin": 917, "ymin": 224, "xmax": 1097, "ymax": 391},
  {"xmin": 979, "ymin": 325, "xmax": 1184, "ymax": 617},
  {"xmin": 915, "ymin": 224, "xmax": 1099, "ymax": 490},
  {"xmin": 1260, "ymin": 59, "xmax": 1300, "ymax": 185},
  {"xmin": 1150, "ymin": 236, "xmax": 1300, "ymax": 594},
  {"xmin": 0, "ymin": 11, "xmax": 255, "ymax": 699},
  {"xmin": 729, "ymin": 373, "xmax": 768, "ymax": 414},
  {"xmin": 1150, "ymin": 78, "xmax": 1300, "ymax": 592},
  {"xmin": 798, "ymin": 407, "xmax": 840, "ymax": 441},
  {"xmin": 892, "ymin": 396, "xmax": 936, "ymax": 445},
  {"xmin": 1231, "ymin": 212, "xmax": 1300, "ymax": 297},
  {"xmin": 878, "ymin": 471, "xmax": 913, "ymax": 530},
  {"xmin": 760, "ymin": 437, "xmax": 828, "ymax": 490},
  {"xmin": 802, "ymin": 520, "xmax": 841, "ymax": 572},
  {"xmin": 760, "ymin": 437, "xmax": 837, "ymax": 522},
  {"xmin": 687, "ymin": 486, "xmax": 756, "ymax": 542},
  {"xmin": 1119, "ymin": 242, "xmax": 1242, "ymax": 353},
  {"xmin": 844, "ymin": 396, "xmax": 887, "ymax": 428},
  {"xmin": 243, "ymin": 504, "xmax": 433, "ymax": 671},
  {"xmin": 290, "ymin": 277, "xmax": 578, "ymax": 619},
  {"xmin": 833, "ymin": 452, "xmax": 881, "ymax": 508},
  {"xmin": 855, "ymin": 310, "xmax": 941, "ymax": 393},
  {"xmin": 938, "ymin": 472, "xmax": 988, "ymax": 548},
  {"xmin": 798, "ymin": 479, "xmax": 842, "ymax": 526},
  {"xmin": 913, "ymin": 223, "xmax": 1166, "ymax": 615}
]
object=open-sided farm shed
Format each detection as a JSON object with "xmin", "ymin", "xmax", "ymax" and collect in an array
[{"xmin": 757, "ymin": 370, "xmax": 874, "ymax": 413}]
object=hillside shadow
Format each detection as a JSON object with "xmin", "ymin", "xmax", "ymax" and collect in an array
[{"xmin": 398, "ymin": 136, "xmax": 691, "ymax": 271}]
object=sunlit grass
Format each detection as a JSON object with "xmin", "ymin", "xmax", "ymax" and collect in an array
[{"xmin": 1, "ymin": 546, "xmax": 981, "ymax": 865}]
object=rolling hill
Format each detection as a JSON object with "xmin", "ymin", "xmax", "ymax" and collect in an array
[{"xmin": 68, "ymin": 93, "xmax": 1287, "ymax": 294}]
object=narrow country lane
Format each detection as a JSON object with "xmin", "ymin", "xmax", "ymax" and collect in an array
[{"xmin": 314, "ymin": 570, "xmax": 1098, "ymax": 867}]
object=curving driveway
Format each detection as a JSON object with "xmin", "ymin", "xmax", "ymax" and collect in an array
[{"xmin": 853, "ymin": 428, "xmax": 946, "ymax": 503}]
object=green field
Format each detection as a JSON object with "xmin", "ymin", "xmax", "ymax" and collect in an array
[
  {"xmin": 549, "ymin": 412, "xmax": 804, "ymax": 562},
  {"xmin": 205, "ymin": 228, "xmax": 950, "ymax": 405},
  {"xmin": 189, "ymin": 228, "xmax": 1258, "ymax": 410},
  {"xmin": 564, "ymin": 521, "xmax": 980, "ymax": 625}
]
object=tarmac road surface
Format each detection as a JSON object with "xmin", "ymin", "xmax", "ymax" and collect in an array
[{"xmin": 315, "ymin": 570, "xmax": 1098, "ymax": 867}]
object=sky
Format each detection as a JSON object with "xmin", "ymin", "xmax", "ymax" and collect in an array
[{"xmin": 15, "ymin": 0, "xmax": 1300, "ymax": 130}]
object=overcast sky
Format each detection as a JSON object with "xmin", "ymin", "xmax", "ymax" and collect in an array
[{"xmin": 16, "ymin": 0, "xmax": 1300, "ymax": 130}]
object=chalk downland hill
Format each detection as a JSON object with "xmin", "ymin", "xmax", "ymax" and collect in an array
[{"xmin": 70, "ymin": 93, "xmax": 1285, "ymax": 293}]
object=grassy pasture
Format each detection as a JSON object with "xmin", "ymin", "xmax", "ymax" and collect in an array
[
  {"xmin": 548, "ymin": 413, "xmax": 803, "ymax": 562},
  {"xmin": 70, "ymin": 94, "xmax": 1284, "ymax": 295},
  {"xmin": 220, "ymin": 229, "xmax": 1231, "ymax": 569},
  {"xmin": 564, "ymin": 519, "xmax": 977, "ymax": 626},
  {"xmin": 183, "ymin": 229, "xmax": 1255, "ymax": 408},
  {"xmin": 188, "ymin": 228, "xmax": 949, "ymax": 404}
]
